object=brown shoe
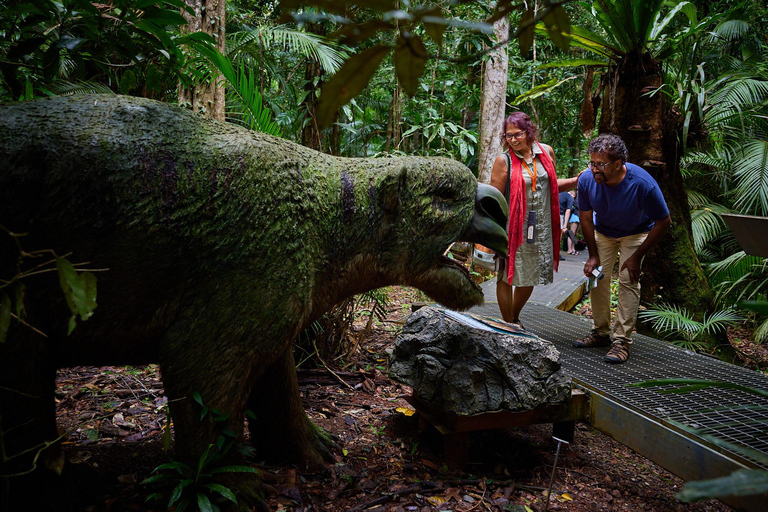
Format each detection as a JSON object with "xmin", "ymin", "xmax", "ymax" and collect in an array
[
  {"xmin": 604, "ymin": 341, "xmax": 631, "ymax": 364},
  {"xmin": 572, "ymin": 330, "xmax": 611, "ymax": 348}
]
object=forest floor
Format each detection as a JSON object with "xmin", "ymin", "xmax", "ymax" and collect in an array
[{"xmin": 50, "ymin": 287, "xmax": 768, "ymax": 512}]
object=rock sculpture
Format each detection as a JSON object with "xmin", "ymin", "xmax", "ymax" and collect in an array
[{"xmin": 389, "ymin": 307, "xmax": 572, "ymax": 415}]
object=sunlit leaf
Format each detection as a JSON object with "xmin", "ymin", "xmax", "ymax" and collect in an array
[
  {"xmin": 317, "ymin": 45, "xmax": 391, "ymax": 127},
  {"xmin": 426, "ymin": 496, "xmax": 446, "ymax": 506}
]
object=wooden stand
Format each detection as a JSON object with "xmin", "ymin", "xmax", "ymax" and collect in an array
[{"xmin": 405, "ymin": 389, "xmax": 589, "ymax": 469}]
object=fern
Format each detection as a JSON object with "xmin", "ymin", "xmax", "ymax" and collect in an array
[{"xmin": 188, "ymin": 42, "xmax": 282, "ymax": 136}]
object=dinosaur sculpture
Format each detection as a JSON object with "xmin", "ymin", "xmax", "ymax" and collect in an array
[{"xmin": 0, "ymin": 95, "xmax": 508, "ymax": 505}]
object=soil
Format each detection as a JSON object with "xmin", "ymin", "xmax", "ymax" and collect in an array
[{"xmin": 48, "ymin": 286, "xmax": 767, "ymax": 512}]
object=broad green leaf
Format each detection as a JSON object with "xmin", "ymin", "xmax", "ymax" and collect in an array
[
  {"xmin": 738, "ymin": 300, "xmax": 768, "ymax": 316},
  {"xmin": 538, "ymin": 58, "xmax": 609, "ymax": 69},
  {"xmin": 281, "ymin": 0, "xmax": 396, "ymax": 15},
  {"xmin": 419, "ymin": 8, "xmax": 446, "ymax": 47},
  {"xmin": 203, "ymin": 483, "xmax": 238, "ymax": 503},
  {"xmin": 56, "ymin": 257, "xmax": 78, "ymax": 314},
  {"xmin": 169, "ymin": 479, "xmax": 194, "ymax": 507},
  {"xmin": 392, "ymin": 32, "xmax": 429, "ymax": 92},
  {"xmin": 517, "ymin": 9, "xmax": 534, "ymax": 56},
  {"xmin": 197, "ymin": 491, "xmax": 214, "ymax": 512},
  {"xmin": 542, "ymin": 5, "xmax": 571, "ymax": 52},
  {"xmin": 0, "ymin": 292, "xmax": 11, "ymax": 344},
  {"xmin": 209, "ymin": 465, "xmax": 262, "ymax": 474},
  {"xmin": 677, "ymin": 469, "xmax": 768, "ymax": 502},
  {"xmin": 317, "ymin": 45, "xmax": 391, "ymax": 127},
  {"xmin": 331, "ymin": 20, "xmax": 395, "ymax": 46},
  {"xmin": 510, "ymin": 76, "xmax": 577, "ymax": 105},
  {"xmin": 14, "ymin": 283, "xmax": 25, "ymax": 319}
]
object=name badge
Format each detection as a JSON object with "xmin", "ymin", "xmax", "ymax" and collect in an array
[{"xmin": 526, "ymin": 210, "xmax": 536, "ymax": 243}]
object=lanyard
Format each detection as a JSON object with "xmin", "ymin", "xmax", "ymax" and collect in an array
[{"xmin": 521, "ymin": 158, "xmax": 537, "ymax": 192}]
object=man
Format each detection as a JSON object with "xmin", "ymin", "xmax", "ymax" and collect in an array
[{"xmin": 573, "ymin": 134, "xmax": 671, "ymax": 363}]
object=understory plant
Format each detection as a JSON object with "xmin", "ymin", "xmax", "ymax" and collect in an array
[
  {"xmin": 637, "ymin": 302, "xmax": 743, "ymax": 352},
  {"xmin": 295, "ymin": 289, "xmax": 391, "ymax": 365},
  {"xmin": 142, "ymin": 392, "xmax": 260, "ymax": 512}
]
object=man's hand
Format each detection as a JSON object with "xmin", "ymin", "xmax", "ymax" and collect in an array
[
  {"xmin": 583, "ymin": 254, "xmax": 600, "ymax": 277},
  {"xmin": 620, "ymin": 253, "xmax": 643, "ymax": 283}
]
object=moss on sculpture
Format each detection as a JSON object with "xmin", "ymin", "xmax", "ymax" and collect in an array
[{"xmin": 0, "ymin": 95, "xmax": 507, "ymax": 507}]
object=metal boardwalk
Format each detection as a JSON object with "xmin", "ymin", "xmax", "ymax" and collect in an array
[{"xmin": 468, "ymin": 250, "xmax": 768, "ymax": 510}]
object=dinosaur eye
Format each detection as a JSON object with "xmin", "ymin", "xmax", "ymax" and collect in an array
[{"xmin": 433, "ymin": 183, "xmax": 460, "ymax": 202}]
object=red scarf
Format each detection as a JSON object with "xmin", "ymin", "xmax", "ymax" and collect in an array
[{"xmin": 506, "ymin": 143, "xmax": 560, "ymax": 282}]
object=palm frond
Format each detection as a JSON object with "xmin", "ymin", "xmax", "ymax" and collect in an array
[
  {"xmin": 190, "ymin": 43, "xmax": 282, "ymax": 136},
  {"xmin": 753, "ymin": 317, "xmax": 768, "ymax": 344},
  {"xmin": 710, "ymin": 19, "xmax": 751, "ymax": 43},
  {"xmin": 702, "ymin": 308, "xmax": 744, "ymax": 333},
  {"xmin": 46, "ymin": 80, "xmax": 116, "ymax": 96},
  {"xmin": 230, "ymin": 25, "xmax": 346, "ymax": 75},
  {"xmin": 638, "ymin": 302, "xmax": 703, "ymax": 336},
  {"xmin": 690, "ymin": 206, "xmax": 727, "ymax": 253},
  {"xmin": 732, "ymin": 138, "xmax": 768, "ymax": 215}
]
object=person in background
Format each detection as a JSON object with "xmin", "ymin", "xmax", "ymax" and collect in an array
[
  {"xmin": 489, "ymin": 112, "xmax": 579, "ymax": 328},
  {"xmin": 566, "ymin": 190, "xmax": 581, "ymax": 255},
  {"xmin": 559, "ymin": 189, "xmax": 574, "ymax": 255},
  {"xmin": 573, "ymin": 134, "xmax": 671, "ymax": 363}
]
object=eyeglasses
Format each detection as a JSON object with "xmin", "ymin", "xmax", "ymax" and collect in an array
[
  {"xmin": 588, "ymin": 159, "xmax": 621, "ymax": 171},
  {"xmin": 505, "ymin": 131, "xmax": 526, "ymax": 140}
]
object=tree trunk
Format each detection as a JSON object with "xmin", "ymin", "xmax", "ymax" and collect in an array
[
  {"xmin": 477, "ymin": 16, "xmax": 509, "ymax": 184},
  {"xmin": 598, "ymin": 51, "xmax": 713, "ymax": 319},
  {"xmin": 300, "ymin": 23, "xmax": 329, "ymax": 152},
  {"xmin": 384, "ymin": 83, "xmax": 402, "ymax": 152},
  {"xmin": 301, "ymin": 56, "xmax": 324, "ymax": 151},
  {"xmin": 179, "ymin": 0, "xmax": 226, "ymax": 121}
]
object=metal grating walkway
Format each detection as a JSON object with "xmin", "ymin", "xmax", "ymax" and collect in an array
[{"xmin": 464, "ymin": 249, "xmax": 768, "ymax": 491}]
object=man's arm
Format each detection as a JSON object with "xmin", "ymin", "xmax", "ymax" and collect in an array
[
  {"xmin": 579, "ymin": 208, "xmax": 600, "ymax": 277},
  {"xmin": 620, "ymin": 215, "xmax": 671, "ymax": 283}
]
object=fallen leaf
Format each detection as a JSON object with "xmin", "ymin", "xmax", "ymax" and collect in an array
[{"xmin": 427, "ymin": 496, "xmax": 446, "ymax": 506}]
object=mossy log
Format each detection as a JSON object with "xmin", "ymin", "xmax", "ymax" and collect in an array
[{"xmin": 0, "ymin": 95, "xmax": 508, "ymax": 506}]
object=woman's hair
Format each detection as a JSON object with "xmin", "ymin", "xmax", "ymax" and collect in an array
[
  {"xmin": 587, "ymin": 133, "xmax": 628, "ymax": 163},
  {"xmin": 499, "ymin": 111, "xmax": 539, "ymax": 149}
]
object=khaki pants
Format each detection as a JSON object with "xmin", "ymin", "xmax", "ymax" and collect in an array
[{"xmin": 592, "ymin": 231, "xmax": 648, "ymax": 343}]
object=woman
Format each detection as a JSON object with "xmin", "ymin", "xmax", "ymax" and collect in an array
[{"xmin": 490, "ymin": 112, "xmax": 579, "ymax": 327}]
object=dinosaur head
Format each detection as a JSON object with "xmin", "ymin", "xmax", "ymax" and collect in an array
[{"xmin": 360, "ymin": 157, "xmax": 508, "ymax": 310}]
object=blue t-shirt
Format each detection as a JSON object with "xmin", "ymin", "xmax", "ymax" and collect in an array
[
  {"xmin": 559, "ymin": 191, "xmax": 574, "ymax": 215},
  {"xmin": 577, "ymin": 163, "xmax": 669, "ymax": 238}
]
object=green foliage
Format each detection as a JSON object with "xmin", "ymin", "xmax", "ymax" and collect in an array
[
  {"xmin": 629, "ymin": 378, "xmax": 768, "ymax": 501},
  {"xmin": 637, "ymin": 302, "xmax": 743, "ymax": 351},
  {"xmin": 0, "ymin": 226, "xmax": 97, "ymax": 341},
  {"xmin": 143, "ymin": 393, "xmax": 261, "ymax": 512},
  {"xmin": 296, "ymin": 288, "xmax": 392, "ymax": 364},
  {"xmin": 186, "ymin": 41, "xmax": 282, "ymax": 135},
  {"xmin": 0, "ymin": 0, "xmax": 195, "ymax": 101},
  {"xmin": 280, "ymin": 0, "xmax": 576, "ymax": 127}
]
